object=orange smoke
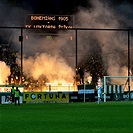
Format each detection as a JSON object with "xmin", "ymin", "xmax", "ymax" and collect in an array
[{"xmin": 0, "ymin": 61, "xmax": 10, "ymax": 84}]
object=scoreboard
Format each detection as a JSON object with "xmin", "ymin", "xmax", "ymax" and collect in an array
[{"xmin": 25, "ymin": 14, "xmax": 73, "ymax": 29}]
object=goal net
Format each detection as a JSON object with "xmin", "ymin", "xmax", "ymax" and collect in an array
[{"xmin": 103, "ymin": 76, "xmax": 133, "ymax": 102}]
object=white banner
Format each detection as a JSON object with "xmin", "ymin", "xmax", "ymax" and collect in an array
[
  {"xmin": 1, "ymin": 96, "xmax": 23, "ymax": 104},
  {"xmin": 0, "ymin": 86, "xmax": 24, "ymax": 92},
  {"xmin": 78, "ymin": 89, "xmax": 94, "ymax": 94}
]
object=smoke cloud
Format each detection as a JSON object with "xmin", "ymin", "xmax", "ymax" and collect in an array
[
  {"xmin": 23, "ymin": 53, "xmax": 75, "ymax": 82},
  {"xmin": 0, "ymin": 61, "xmax": 10, "ymax": 84},
  {"xmin": 74, "ymin": 0, "xmax": 132, "ymax": 79},
  {"xmin": 0, "ymin": 0, "xmax": 133, "ymax": 84}
]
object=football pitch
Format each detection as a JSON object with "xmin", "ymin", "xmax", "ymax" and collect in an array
[{"xmin": 0, "ymin": 101, "xmax": 133, "ymax": 133}]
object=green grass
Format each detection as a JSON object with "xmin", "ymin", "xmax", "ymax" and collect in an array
[{"xmin": 0, "ymin": 101, "xmax": 133, "ymax": 133}]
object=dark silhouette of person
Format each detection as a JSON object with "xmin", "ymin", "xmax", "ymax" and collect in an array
[{"xmin": 78, "ymin": 67, "xmax": 84, "ymax": 84}]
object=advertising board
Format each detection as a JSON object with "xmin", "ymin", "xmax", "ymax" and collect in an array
[{"xmin": 23, "ymin": 92, "xmax": 69, "ymax": 103}]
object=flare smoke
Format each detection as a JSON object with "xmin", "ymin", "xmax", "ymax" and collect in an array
[{"xmin": 0, "ymin": 0, "xmax": 133, "ymax": 84}]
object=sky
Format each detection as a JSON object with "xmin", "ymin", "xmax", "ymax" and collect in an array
[
  {"xmin": 7, "ymin": 0, "xmax": 89, "ymax": 14},
  {"xmin": 0, "ymin": 0, "xmax": 133, "ymax": 85},
  {"xmin": 0, "ymin": 0, "xmax": 133, "ymax": 27}
]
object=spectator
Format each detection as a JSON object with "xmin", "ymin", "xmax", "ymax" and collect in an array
[
  {"xmin": 78, "ymin": 67, "xmax": 84, "ymax": 84},
  {"xmin": 14, "ymin": 87, "xmax": 21, "ymax": 106},
  {"xmin": 11, "ymin": 85, "xmax": 15, "ymax": 103}
]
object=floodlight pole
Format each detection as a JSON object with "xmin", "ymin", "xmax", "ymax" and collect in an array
[
  {"xmin": 20, "ymin": 28, "xmax": 23, "ymax": 84},
  {"xmin": 75, "ymin": 29, "xmax": 78, "ymax": 72},
  {"xmin": 83, "ymin": 76, "xmax": 86, "ymax": 102},
  {"xmin": 128, "ymin": 30, "xmax": 131, "ymax": 100}
]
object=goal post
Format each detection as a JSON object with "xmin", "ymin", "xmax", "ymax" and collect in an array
[{"xmin": 103, "ymin": 76, "xmax": 133, "ymax": 102}]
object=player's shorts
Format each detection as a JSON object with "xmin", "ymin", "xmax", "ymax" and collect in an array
[{"xmin": 98, "ymin": 91, "xmax": 102, "ymax": 98}]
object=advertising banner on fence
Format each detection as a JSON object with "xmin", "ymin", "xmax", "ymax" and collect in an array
[
  {"xmin": 1, "ymin": 95, "xmax": 23, "ymax": 104},
  {"xmin": 94, "ymin": 91, "xmax": 133, "ymax": 101},
  {"xmin": 0, "ymin": 85, "xmax": 24, "ymax": 92},
  {"xmin": 23, "ymin": 92, "xmax": 69, "ymax": 103},
  {"xmin": 78, "ymin": 89, "xmax": 94, "ymax": 94}
]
